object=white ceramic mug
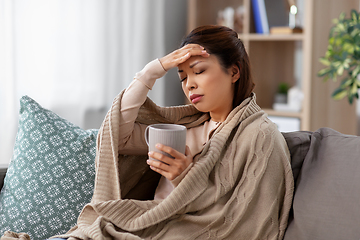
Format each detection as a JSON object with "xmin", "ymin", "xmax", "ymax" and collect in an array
[{"xmin": 145, "ymin": 124, "xmax": 187, "ymax": 160}]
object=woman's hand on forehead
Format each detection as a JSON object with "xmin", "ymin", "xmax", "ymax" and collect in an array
[{"xmin": 159, "ymin": 44, "xmax": 209, "ymax": 72}]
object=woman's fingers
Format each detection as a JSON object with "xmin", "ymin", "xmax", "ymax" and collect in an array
[
  {"xmin": 147, "ymin": 157, "xmax": 182, "ymax": 180},
  {"xmin": 148, "ymin": 150, "xmax": 172, "ymax": 165},
  {"xmin": 147, "ymin": 144, "xmax": 193, "ymax": 180},
  {"xmin": 148, "ymin": 165, "xmax": 170, "ymax": 179},
  {"xmin": 159, "ymin": 44, "xmax": 209, "ymax": 71},
  {"xmin": 156, "ymin": 144, "xmax": 183, "ymax": 159}
]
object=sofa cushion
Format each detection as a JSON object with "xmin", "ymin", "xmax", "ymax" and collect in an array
[
  {"xmin": 284, "ymin": 127, "xmax": 360, "ymax": 240},
  {"xmin": 0, "ymin": 96, "xmax": 98, "ymax": 240},
  {"xmin": 282, "ymin": 130, "xmax": 312, "ymax": 185}
]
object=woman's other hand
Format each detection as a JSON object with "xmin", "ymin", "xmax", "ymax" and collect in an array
[
  {"xmin": 159, "ymin": 44, "xmax": 209, "ymax": 71},
  {"xmin": 147, "ymin": 144, "xmax": 193, "ymax": 181}
]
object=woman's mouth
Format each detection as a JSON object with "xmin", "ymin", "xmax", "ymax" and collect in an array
[{"xmin": 190, "ymin": 94, "xmax": 203, "ymax": 104}]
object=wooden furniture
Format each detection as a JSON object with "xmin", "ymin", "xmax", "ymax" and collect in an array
[{"xmin": 187, "ymin": 0, "xmax": 359, "ymax": 135}]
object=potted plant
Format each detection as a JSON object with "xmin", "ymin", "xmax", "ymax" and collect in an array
[
  {"xmin": 274, "ymin": 82, "xmax": 290, "ymax": 104},
  {"xmin": 318, "ymin": 9, "xmax": 360, "ymax": 104}
]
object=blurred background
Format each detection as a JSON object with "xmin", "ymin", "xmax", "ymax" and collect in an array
[
  {"xmin": 1, "ymin": 0, "xmax": 360, "ymax": 166},
  {"xmin": 0, "ymin": 0, "xmax": 187, "ymax": 165}
]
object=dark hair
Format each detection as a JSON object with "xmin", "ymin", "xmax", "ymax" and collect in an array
[{"xmin": 180, "ymin": 25, "xmax": 255, "ymax": 108}]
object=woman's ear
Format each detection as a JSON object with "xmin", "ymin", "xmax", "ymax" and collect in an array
[{"xmin": 231, "ymin": 64, "xmax": 240, "ymax": 83}]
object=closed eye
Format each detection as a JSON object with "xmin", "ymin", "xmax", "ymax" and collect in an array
[
  {"xmin": 180, "ymin": 70, "xmax": 205, "ymax": 82},
  {"xmin": 180, "ymin": 77, "xmax": 187, "ymax": 82}
]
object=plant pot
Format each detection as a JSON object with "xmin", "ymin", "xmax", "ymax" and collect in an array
[{"xmin": 274, "ymin": 93, "xmax": 287, "ymax": 104}]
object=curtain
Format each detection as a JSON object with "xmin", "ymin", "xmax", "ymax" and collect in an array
[{"xmin": 0, "ymin": 0, "xmax": 187, "ymax": 165}]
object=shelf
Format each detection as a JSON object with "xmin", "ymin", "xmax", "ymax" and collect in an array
[
  {"xmin": 250, "ymin": 33, "xmax": 304, "ymax": 41},
  {"xmin": 187, "ymin": 0, "xmax": 359, "ymax": 134},
  {"xmin": 264, "ymin": 109, "xmax": 302, "ymax": 118},
  {"xmin": 238, "ymin": 33, "xmax": 304, "ymax": 41}
]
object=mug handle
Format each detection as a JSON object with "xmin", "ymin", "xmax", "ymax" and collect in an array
[{"xmin": 144, "ymin": 125, "xmax": 150, "ymax": 146}]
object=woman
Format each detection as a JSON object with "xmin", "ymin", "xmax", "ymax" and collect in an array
[{"xmin": 56, "ymin": 25, "xmax": 294, "ymax": 239}]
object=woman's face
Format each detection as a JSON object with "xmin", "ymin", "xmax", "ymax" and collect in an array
[{"xmin": 178, "ymin": 54, "xmax": 239, "ymax": 122}]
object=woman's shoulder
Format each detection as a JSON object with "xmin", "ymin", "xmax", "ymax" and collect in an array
[
  {"xmin": 241, "ymin": 111, "xmax": 277, "ymax": 132},
  {"xmin": 235, "ymin": 114, "xmax": 290, "ymax": 163},
  {"xmin": 240, "ymin": 113, "xmax": 285, "ymax": 145}
]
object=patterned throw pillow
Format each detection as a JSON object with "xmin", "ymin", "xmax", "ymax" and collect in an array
[{"xmin": 0, "ymin": 96, "xmax": 98, "ymax": 240}]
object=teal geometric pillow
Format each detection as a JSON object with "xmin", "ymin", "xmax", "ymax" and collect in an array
[{"xmin": 0, "ymin": 96, "xmax": 98, "ymax": 240}]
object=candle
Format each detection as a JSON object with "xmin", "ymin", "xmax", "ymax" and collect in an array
[{"xmin": 289, "ymin": 5, "xmax": 298, "ymax": 29}]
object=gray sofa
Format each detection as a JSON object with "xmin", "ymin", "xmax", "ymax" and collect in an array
[
  {"xmin": 0, "ymin": 167, "xmax": 6, "ymax": 192},
  {"xmin": 1, "ymin": 127, "xmax": 360, "ymax": 240}
]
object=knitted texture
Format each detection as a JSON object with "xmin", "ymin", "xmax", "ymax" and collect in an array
[{"xmin": 59, "ymin": 92, "xmax": 294, "ymax": 240}]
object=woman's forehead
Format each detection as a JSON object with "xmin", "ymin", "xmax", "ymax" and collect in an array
[{"xmin": 178, "ymin": 55, "xmax": 217, "ymax": 70}]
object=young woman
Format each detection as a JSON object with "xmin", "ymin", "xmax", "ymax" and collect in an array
[{"xmin": 54, "ymin": 25, "xmax": 294, "ymax": 239}]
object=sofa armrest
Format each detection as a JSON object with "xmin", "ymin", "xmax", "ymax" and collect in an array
[
  {"xmin": 284, "ymin": 127, "xmax": 360, "ymax": 240},
  {"xmin": 0, "ymin": 166, "xmax": 8, "ymax": 191}
]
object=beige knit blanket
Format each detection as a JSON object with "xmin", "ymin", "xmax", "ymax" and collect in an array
[{"xmin": 2, "ymin": 92, "xmax": 294, "ymax": 240}]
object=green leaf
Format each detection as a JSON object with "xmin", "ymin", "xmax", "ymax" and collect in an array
[
  {"xmin": 343, "ymin": 60, "xmax": 350, "ymax": 69},
  {"xmin": 351, "ymin": 80, "xmax": 358, "ymax": 94},
  {"xmin": 319, "ymin": 57, "xmax": 331, "ymax": 66},
  {"xmin": 350, "ymin": 92, "xmax": 360, "ymax": 103},
  {"xmin": 350, "ymin": 28, "xmax": 360, "ymax": 38},
  {"xmin": 325, "ymin": 49, "xmax": 333, "ymax": 58},
  {"xmin": 337, "ymin": 65, "xmax": 344, "ymax": 75},
  {"xmin": 340, "ymin": 78, "xmax": 353, "ymax": 88},
  {"xmin": 343, "ymin": 42, "xmax": 354, "ymax": 54},
  {"xmin": 351, "ymin": 9, "xmax": 359, "ymax": 22},
  {"xmin": 339, "ymin": 12, "xmax": 346, "ymax": 21},
  {"xmin": 332, "ymin": 61, "xmax": 341, "ymax": 68},
  {"xmin": 319, "ymin": 9, "xmax": 360, "ymax": 104},
  {"xmin": 347, "ymin": 91, "xmax": 358, "ymax": 104},
  {"xmin": 338, "ymin": 23, "xmax": 346, "ymax": 32},
  {"xmin": 351, "ymin": 65, "xmax": 360, "ymax": 77},
  {"xmin": 335, "ymin": 38, "xmax": 344, "ymax": 47},
  {"xmin": 332, "ymin": 87, "xmax": 348, "ymax": 100},
  {"xmin": 317, "ymin": 67, "xmax": 331, "ymax": 78}
]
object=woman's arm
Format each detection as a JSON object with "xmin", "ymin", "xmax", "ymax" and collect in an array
[
  {"xmin": 144, "ymin": 44, "xmax": 209, "ymax": 181},
  {"xmin": 118, "ymin": 59, "xmax": 166, "ymax": 155},
  {"xmin": 120, "ymin": 44, "xmax": 209, "ymax": 180}
]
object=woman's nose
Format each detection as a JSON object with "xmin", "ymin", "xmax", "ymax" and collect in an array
[{"xmin": 186, "ymin": 76, "xmax": 197, "ymax": 90}]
